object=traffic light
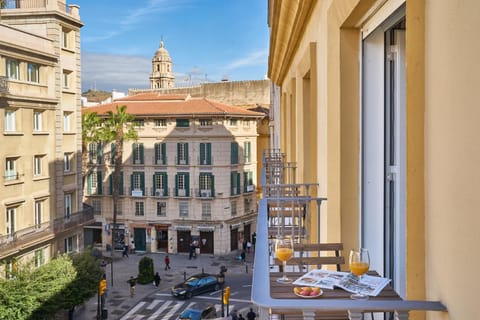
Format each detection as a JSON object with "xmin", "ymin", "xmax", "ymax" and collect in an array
[
  {"xmin": 223, "ymin": 286, "xmax": 230, "ymax": 305},
  {"xmin": 99, "ymin": 279, "xmax": 107, "ymax": 296}
]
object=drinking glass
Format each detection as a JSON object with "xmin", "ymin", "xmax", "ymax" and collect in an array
[
  {"xmin": 275, "ymin": 236, "xmax": 294, "ymax": 283},
  {"xmin": 349, "ymin": 248, "xmax": 370, "ymax": 300}
]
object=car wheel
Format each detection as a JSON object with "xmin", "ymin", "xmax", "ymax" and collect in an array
[
  {"xmin": 185, "ymin": 292, "xmax": 193, "ymax": 299},
  {"xmin": 214, "ymin": 284, "xmax": 220, "ymax": 291}
]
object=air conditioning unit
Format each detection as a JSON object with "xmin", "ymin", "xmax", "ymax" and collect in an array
[
  {"xmin": 201, "ymin": 190, "xmax": 211, "ymax": 197},
  {"xmin": 155, "ymin": 190, "xmax": 163, "ymax": 197}
]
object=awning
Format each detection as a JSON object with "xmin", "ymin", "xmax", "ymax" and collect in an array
[
  {"xmin": 197, "ymin": 226, "xmax": 215, "ymax": 232},
  {"xmin": 84, "ymin": 221, "xmax": 103, "ymax": 229},
  {"xmin": 175, "ymin": 225, "xmax": 192, "ymax": 231}
]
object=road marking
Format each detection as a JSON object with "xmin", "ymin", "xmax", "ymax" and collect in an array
[
  {"xmin": 146, "ymin": 299, "xmax": 163, "ymax": 310},
  {"xmin": 195, "ymin": 295, "xmax": 251, "ymax": 303},
  {"xmin": 120, "ymin": 301, "xmax": 146, "ymax": 320},
  {"xmin": 146, "ymin": 300, "xmax": 173, "ymax": 320},
  {"xmin": 163, "ymin": 301, "xmax": 183, "ymax": 319}
]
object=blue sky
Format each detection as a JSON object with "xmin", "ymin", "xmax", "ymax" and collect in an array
[{"xmin": 73, "ymin": 0, "xmax": 269, "ymax": 93}]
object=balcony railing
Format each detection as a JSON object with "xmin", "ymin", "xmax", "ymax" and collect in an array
[
  {"xmin": 0, "ymin": 221, "xmax": 52, "ymax": 252},
  {"xmin": 1, "ymin": 0, "xmax": 47, "ymax": 9},
  {"xmin": 53, "ymin": 204, "xmax": 94, "ymax": 234},
  {"xmin": 0, "ymin": 76, "xmax": 8, "ymax": 94},
  {"xmin": 251, "ymin": 149, "xmax": 447, "ymax": 319}
]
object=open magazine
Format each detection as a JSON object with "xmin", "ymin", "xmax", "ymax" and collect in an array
[{"xmin": 292, "ymin": 269, "xmax": 391, "ymax": 297}]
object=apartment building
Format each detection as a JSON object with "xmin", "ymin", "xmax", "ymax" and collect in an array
[
  {"xmin": 0, "ymin": 1, "xmax": 91, "ymax": 277},
  {"xmin": 83, "ymin": 93, "xmax": 264, "ymax": 255},
  {"xmin": 262, "ymin": 0, "xmax": 479, "ymax": 318}
]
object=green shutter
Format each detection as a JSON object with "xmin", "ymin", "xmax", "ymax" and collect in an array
[
  {"xmin": 230, "ymin": 172, "xmax": 234, "ymax": 195},
  {"xmin": 175, "ymin": 174, "xmax": 179, "ymax": 196},
  {"xmin": 161, "ymin": 143, "xmax": 166, "ymax": 164},
  {"xmin": 97, "ymin": 171, "xmax": 102, "ymax": 195},
  {"xmin": 237, "ymin": 172, "xmax": 241, "ymax": 194},
  {"xmin": 185, "ymin": 173, "xmax": 190, "ymax": 196},
  {"xmin": 140, "ymin": 172, "xmax": 145, "ymax": 194},
  {"xmin": 97, "ymin": 143, "xmax": 102, "ymax": 164},
  {"xmin": 111, "ymin": 143, "xmax": 116, "ymax": 165},
  {"xmin": 140, "ymin": 143, "xmax": 144, "ymax": 164},
  {"xmin": 130, "ymin": 174, "xmax": 134, "ymax": 193},
  {"xmin": 200, "ymin": 143, "xmax": 205, "ymax": 164},
  {"xmin": 87, "ymin": 173, "xmax": 92, "ymax": 195},
  {"xmin": 153, "ymin": 173, "xmax": 157, "ymax": 194},
  {"xmin": 163, "ymin": 173, "xmax": 168, "ymax": 195},
  {"xmin": 207, "ymin": 143, "xmax": 211, "ymax": 165},
  {"xmin": 120, "ymin": 172, "xmax": 124, "ymax": 195},
  {"xmin": 243, "ymin": 172, "xmax": 248, "ymax": 192},
  {"xmin": 109, "ymin": 175, "xmax": 112, "ymax": 195},
  {"xmin": 185, "ymin": 143, "xmax": 189, "ymax": 164},
  {"xmin": 177, "ymin": 143, "xmax": 181, "ymax": 164},
  {"xmin": 249, "ymin": 171, "xmax": 253, "ymax": 185},
  {"xmin": 88, "ymin": 143, "xmax": 94, "ymax": 163},
  {"xmin": 211, "ymin": 174, "xmax": 215, "ymax": 197}
]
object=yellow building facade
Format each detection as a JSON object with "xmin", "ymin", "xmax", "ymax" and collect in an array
[
  {"xmin": 0, "ymin": 1, "xmax": 91, "ymax": 277},
  {"xmin": 268, "ymin": 0, "xmax": 478, "ymax": 318}
]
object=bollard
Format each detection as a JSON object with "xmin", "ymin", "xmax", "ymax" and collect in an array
[
  {"xmin": 183, "ymin": 271, "xmax": 186, "ymax": 280},
  {"xmin": 202, "ymin": 267, "xmax": 204, "ymax": 274},
  {"xmin": 246, "ymin": 264, "xmax": 248, "ymax": 273}
]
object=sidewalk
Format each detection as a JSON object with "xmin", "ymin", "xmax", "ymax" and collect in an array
[{"xmin": 75, "ymin": 250, "xmax": 255, "ymax": 319}]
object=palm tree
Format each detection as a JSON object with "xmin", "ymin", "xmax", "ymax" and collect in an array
[
  {"xmin": 81, "ymin": 110, "xmax": 102, "ymax": 186},
  {"xmin": 100, "ymin": 105, "xmax": 137, "ymax": 265}
]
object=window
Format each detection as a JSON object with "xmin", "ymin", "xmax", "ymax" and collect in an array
[
  {"xmin": 244, "ymin": 171, "xmax": 254, "ymax": 192},
  {"xmin": 61, "ymin": 28, "xmax": 71, "ymax": 49},
  {"xmin": 62, "ymin": 70, "xmax": 71, "ymax": 89},
  {"xmin": 64, "ymin": 153, "xmax": 72, "ymax": 172},
  {"xmin": 154, "ymin": 143, "xmax": 167, "ymax": 165},
  {"xmin": 202, "ymin": 202, "xmax": 212, "ymax": 220},
  {"xmin": 92, "ymin": 199, "xmax": 101, "ymax": 215},
  {"xmin": 132, "ymin": 143, "xmax": 144, "ymax": 164},
  {"xmin": 34, "ymin": 249, "xmax": 45, "ymax": 267},
  {"xmin": 5, "ymin": 260, "xmax": 16, "ymax": 279},
  {"xmin": 199, "ymin": 119, "xmax": 212, "ymax": 127},
  {"xmin": 114, "ymin": 201, "xmax": 123, "ymax": 216},
  {"xmin": 33, "ymin": 111, "xmax": 43, "ymax": 131},
  {"xmin": 6, "ymin": 58, "xmax": 19, "ymax": 80},
  {"xmin": 199, "ymin": 143, "xmax": 212, "ymax": 165},
  {"xmin": 134, "ymin": 119, "xmax": 144, "ymax": 127},
  {"xmin": 135, "ymin": 202, "xmax": 145, "ymax": 216},
  {"xmin": 231, "ymin": 142, "xmax": 239, "ymax": 164},
  {"xmin": 33, "ymin": 155, "xmax": 43, "ymax": 176},
  {"xmin": 231, "ymin": 200, "xmax": 237, "ymax": 216},
  {"xmin": 153, "ymin": 172, "xmax": 167, "ymax": 196},
  {"xmin": 87, "ymin": 172, "xmax": 102, "ymax": 195},
  {"xmin": 177, "ymin": 142, "xmax": 189, "ymax": 165},
  {"xmin": 176, "ymin": 119, "xmax": 190, "ymax": 127},
  {"xmin": 64, "ymin": 194, "xmax": 72, "ymax": 219},
  {"xmin": 63, "ymin": 112, "xmax": 71, "ymax": 132},
  {"xmin": 199, "ymin": 173, "xmax": 213, "ymax": 197},
  {"xmin": 229, "ymin": 119, "xmax": 238, "ymax": 126},
  {"xmin": 243, "ymin": 120, "xmax": 251, "ymax": 128},
  {"xmin": 156, "ymin": 201, "xmax": 166, "ymax": 216},
  {"xmin": 27, "ymin": 63, "xmax": 40, "ymax": 83},
  {"xmin": 154, "ymin": 119, "xmax": 167, "ymax": 127},
  {"xmin": 5, "ymin": 157, "xmax": 17, "ymax": 181},
  {"xmin": 34, "ymin": 201, "xmax": 42, "ymax": 229},
  {"xmin": 179, "ymin": 201, "xmax": 189, "ymax": 217},
  {"xmin": 64, "ymin": 236, "xmax": 74, "ymax": 253},
  {"xmin": 243, "ymin": 141, "xmax": 251, "ymax": 163},
  {"xmin": 231, "ymin": 171, "xmax": 241, "ymax": 195},
  {"xmin": 132, "ymin": 172, "xmax": 144, "ymax": 192},
  {"xmin": 244, "ymin": 198, "xmax": 251, "ymax": 213},
  {"xmin": 176, "ymin": 173, "xmax": 189, "ymax": 197},
  {"xmin": 5, "ymin": 109, "xmax": 16, "ymax": 132},
  {"xmin": 88, "ymin": 143, "xmax": 102, "ymax": 164},
  {"xmin": 6, "ymin": 207, "xmax": 16, "ymax": 238}
]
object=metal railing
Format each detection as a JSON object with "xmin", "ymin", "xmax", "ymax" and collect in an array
[
  {"xmin": 1, "ymin": 0, "xmax": 47, "ymax": 9},
  {"xmin": 53, "ymin": 205, "xmax": 94, "ymax": 233},
  {"xmin": 0, "ymin": 76, "xmax": 8, "ymax": 93}
]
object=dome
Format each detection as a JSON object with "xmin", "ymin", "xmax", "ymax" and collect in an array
[{"xmin": 154, "ymin": 41, "xmax": 171, "ymax": 59}]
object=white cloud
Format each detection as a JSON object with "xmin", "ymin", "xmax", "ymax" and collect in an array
[
  {"xmin": 81, "ymin": 52, "xmax": 151, "ymax": 92},
  {"xmin": 224, "ymin": 49, "xmax": 269, "ymax": 71}
]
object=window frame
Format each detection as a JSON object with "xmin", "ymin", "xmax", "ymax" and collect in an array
[
  {"xmin": 135, "ymin": 201, "xmax": 145, "ymax": 216},
  {"xmin": 63, "ymin": 112, "xmax": 72, "ymax": 132},
  {"xmin": 34, "ymin": 200, "xmax": 42, "ymax": 229},
  {"xmin": 5, "ymin": 157, "xmax": 17, "ymax": 181},
  {"xmin": 33, "ymin": 111, "xmax": 43, "ymax": 131},
  {"xmin": 27, "ymin": 62, "xmax": 40, "ymax": 83},
  {"xmin": 33, "ymin": 155, "xmax": 43, "ymax": 176},
  {"xmin": 6, "ymin": 58, "xmax": 19, "ymax": 80},
  {"xmin": 156, "ymin": 201, "xmax": 167, "ymax": 216},
  {"xmin": 64, "ymin": 194, "xmax": 72, "ymax": 219},
  {"xmin": 5, "ymin": 109, "xmax": 16, "ymax": 132}
]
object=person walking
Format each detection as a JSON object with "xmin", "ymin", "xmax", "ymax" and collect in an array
[
  {"xmin": 122, "ymin": 244, "xmax": 129, "ymax": 257},
  {"xmin": 154, "ymin": 272, "xmax": 161, "ymax": 287},
  {"xmin": 246, "ymin": 308, "xmax": 257, "ymax": 320},
  {"xmin": 127, "ymin": 276, "xmax": 137, "ymax": 297},
  {"xmin": 238, "ymin": 314, "xmax": 245, "ymax": 320},
  {"xmin": 240, "ymin": 250, "xmax": 246, "ymax": 263},
  {"xmin": 164, "ymin": 255, "xmax": 171, "ymax": 270},
  {"xmin": 230, "ymin": 309, "xmax": 238, "ymax": 320}
]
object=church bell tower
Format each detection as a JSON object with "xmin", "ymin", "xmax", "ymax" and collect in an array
[{"xmin": 150, "ymin": 40, "xmax": 174, "ymax": 89}]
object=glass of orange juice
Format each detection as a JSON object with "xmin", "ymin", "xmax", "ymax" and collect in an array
[
  {"xmin": 349, "ymin": 248, "xmax": 370, "ymax": 300},
  {"xmin": 275, "ymin": 236, "xmax": 294, "ymax": 283}
]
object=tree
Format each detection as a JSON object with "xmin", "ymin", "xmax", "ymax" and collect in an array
[
  {"xmin": 81, "ymin": 110, "xmax": 102, "ymax": 186},
  {"xmin": 137, "ymin": 256, "xmax": 154, "ymax": 284},
  {"xmin": 99, "ymin": 105, "xmax": 137, "ymax": 260}
]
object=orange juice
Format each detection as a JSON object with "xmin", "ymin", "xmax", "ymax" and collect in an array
[
  {"xmin": 350, "ymin": 262, "xmax": 369, "ymax": 276},
  {"xmin": 276, "ymin": 247, "xmax": 293, "ymax": 261}
]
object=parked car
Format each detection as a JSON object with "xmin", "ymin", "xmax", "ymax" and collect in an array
[
  {"xmin": 178, "ymin": 304, "xmax": 217, "ymax": 320},
  {"xmin": 171, "ymin": 273, "xmax": 221, "ymax": 299}
]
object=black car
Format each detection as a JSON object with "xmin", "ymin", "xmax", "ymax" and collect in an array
[
  {"xmin": 171, "ymin": 273, "xmax": 221, "ymax": 299},
  {"xmin": 178, "ymin": 304, "xmax": 217, "ymax": 320}
]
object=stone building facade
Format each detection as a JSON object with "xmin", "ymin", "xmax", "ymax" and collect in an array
[
  {"xmin": 0, "ymin": 1, "xmax": 91, "ymax": 277},
  {"xmin": 83, "ymin": 93, "xmax": 264, "ymax": 255}
]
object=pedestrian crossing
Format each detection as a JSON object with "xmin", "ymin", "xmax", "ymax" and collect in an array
[{"xmin": 119, "ymin": 295, "xmax": 241, "ymax": 320}]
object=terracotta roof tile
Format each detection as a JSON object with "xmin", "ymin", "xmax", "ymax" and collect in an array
[{"xmin": 83, "ymin": 95, "xmax": 265, "ymax": 118}]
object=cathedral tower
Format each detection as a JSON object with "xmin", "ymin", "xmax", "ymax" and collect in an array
[{"xmin": 150, "ymin": 40, "xmax": 175, "ymax": 88}]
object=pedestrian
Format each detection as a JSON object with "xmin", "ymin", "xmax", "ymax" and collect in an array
[
  {"xmin": 230, "ymin": 309, "xmax": 238, "ymax": 320},
  {"xmin": 127, "ymin": 276, "xmax": 137, "ymax": 297},
  {"xmin": 246, "ymin": 240, "xmax": 252, "ymax": 253},
  {"xmin": 246, "ymin": 307, "xmax": 257, "ymax": 320},
  {"xmin": 130, "ymin": 240, "xmax": 135, "ymax": 254},
  {"xmin": 189, "ymin": 242, "xmax": 195, "ymax": 260},
  {"xmin": 238, "ymin": 314, "xmax": 245, "ymax": 320},
  {"xmin": 242, "ymin": 239, "xmax": 248, "ymax": 252},
  {"xmin": 122, "ymin": 244, "xmax": 129, "ymax": 257},
  {"xmin": 164, "ymin": 255, "xmax": 171, "ymax": 270},
  {"xmin": 240, "ymin": 250, "xmax": 246, "ymax": 263},
  {"xmin": 154, "ymin": 272, "xmax": 161, "ymax": 287}
]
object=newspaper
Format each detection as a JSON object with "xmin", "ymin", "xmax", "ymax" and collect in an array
[{"xmin": 292, "ymin": 269, "xmax": 391, "ymax": 297}]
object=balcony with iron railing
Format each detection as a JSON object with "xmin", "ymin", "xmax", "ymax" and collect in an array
[
  {"xmin": 0, "ymin": 76, "xmax": 8, "ymax": 94},
  {"xmin": 53, "ymin": 204, "xmax": 95, "ymax": 234},
  {"xmin": 251, "ymin": 149, "xmax": 447, "ymax": 320}
]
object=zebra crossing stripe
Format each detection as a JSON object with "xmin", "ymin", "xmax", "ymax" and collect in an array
[
  {"xmin": 163, "ymin": 301, "xmax": 184, "ymax": 319},
  {"xmin": 146, "ymin": 300, "xmax": 173, "ymax": 320},
  {"xmin": 120, "ymin": 301, "xmax": 146, "ymax": 320},
  {"xmin": 146, "ymin": 299, "xmax": 163, "ymax": 310},
  {"xmin": 214, "ymin": 303, "xmax": 235, "ymax": 315}
]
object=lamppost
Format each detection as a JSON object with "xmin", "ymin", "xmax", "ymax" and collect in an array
[{"xmin": 217, "ymin": 266, "xmax": 227, "ymax": 316}]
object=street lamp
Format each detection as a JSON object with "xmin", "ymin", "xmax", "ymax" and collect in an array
[{"xmin": 217, "ymin": 266, "xmax": 227, "ymax": 316}]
